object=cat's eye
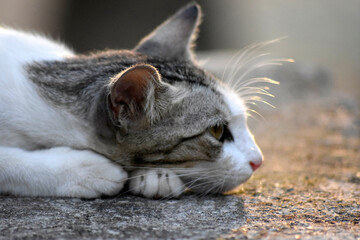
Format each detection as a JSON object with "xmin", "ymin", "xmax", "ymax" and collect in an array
[
  {"xmin": 208, "ymin": 123, "xmax": 234, "ymax": 143},
  {"xmin": 209, "ymin": 124, "xmax": 224, "ymax": 141}
]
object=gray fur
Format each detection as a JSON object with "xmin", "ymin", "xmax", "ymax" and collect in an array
[
  {"xmin": 25, "ymin": 3, "xmax": 238, "ymax": 193},
  {"xmin": 27, "ymin": 50, "xmax": 230, "ymax": 165}
]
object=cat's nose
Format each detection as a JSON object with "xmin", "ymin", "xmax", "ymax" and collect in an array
[
  {"xmin": 250, "ymin": 161, "xmax": 262, "ymax": 171},
  {"xmin": 249, "ymin": 153, "xmax": 263, "ymax": 171},
  {"xmin": 248, "ymin": 146, "xmax": 263, "ymax": 171}
]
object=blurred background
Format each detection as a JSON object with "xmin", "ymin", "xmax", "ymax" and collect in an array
[{"xmin": 0, "ymin": 0, "xmax": 359, "ymax": 102}]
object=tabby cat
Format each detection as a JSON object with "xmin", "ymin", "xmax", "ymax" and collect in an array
[{"xmin": 0, "ymin": 4, "xmax": 264, "ymax": 199}]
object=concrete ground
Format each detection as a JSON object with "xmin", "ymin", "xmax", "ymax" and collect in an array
[{"xmin": 0, "ymin": 55, "xmax": 359, "ymax": 239}]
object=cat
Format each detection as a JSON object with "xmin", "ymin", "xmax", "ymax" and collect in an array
[{"xmin": 0, "ymin": 3, "xmax": 264, "ymax": 199}]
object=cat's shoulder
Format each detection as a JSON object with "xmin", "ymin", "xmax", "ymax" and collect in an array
[{"xmin": 0, "ymin": 27, "xmax": 74, "ymax": 64}]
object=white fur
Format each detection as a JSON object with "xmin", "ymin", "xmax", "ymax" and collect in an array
[
  {"xmin": 222, "ymin": 86, "xmax": 263, "ymax": 164},
  {"xmin": 221, "ymin": 87, "xmax": 263, "ymax": 162},
  {"xmin": 0, "ymin": 146, "xmax": 127, "ymax": 198},
  {"xmin": 0, "ymin": 28, "xmax": 127, "ymax": 198}
]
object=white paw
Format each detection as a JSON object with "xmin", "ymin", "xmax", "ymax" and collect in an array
[
  {"xmin": 129, "ymin": 169, "xmax": 184, "ymax": 198},
  {"xmin": 55, "ymin": 148, "xmax": 128, "ymax": 198}
]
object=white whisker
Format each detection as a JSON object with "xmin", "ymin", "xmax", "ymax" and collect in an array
[
  {"xmin": 237, "ymin": 87, "xmax": 275, "ymax": 98},
  {"xmin": 220, "ymin": 38, "xmax": 293, "ymax": 115},
  {"xmin": 236, "ymin": 77, "xmax": 279, "ymax": 88},
  {"xmin": 222, "ymin": 42, "xmax": 267, "ymax": 85},
  {"xmin": 247, "ymin": 109, "xmax": 265, "ymax": 121},
  {"xmin": 245, "ymin": 96, "xmax": 276, "ymax": 109}
]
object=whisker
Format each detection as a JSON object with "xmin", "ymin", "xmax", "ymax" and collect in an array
[
  {"xmin": 124, "ymin": 169, "xmax": 213, "ymax": 182},
  {"xmin": 184, "ymin": 171, "xmax": 214, "ymax": 189},
  {"xmin": 228, "ymin": 53, "xmax": 271, "ymax": 87},
  {"xmin": 247, "ymin": 109, "xmax": 265, "ymax": 121},
  {"xmin": 236, "ymin": 77, "xmax": 279, "ymax": 88},
  {"xmin": 245, "ymin": 96, "xmax": 276, "ymax": 109},
  {"xmin": 126, "ymin": 166, "xmax": 209, "ymax": 172},
  {"xmin": 195, "ymin": 179, "xmax": 227, "ymax": 197},
  {"xmin": 237, "ymin": 87, "xmax": 275, "ymax": 98},
  {"xmin": 222, "ymin": 42, "xmax": 266, "ymax": 84},
  {"xmin": 220, "ymin": 38, "xmax": 293, "ymax": 116},
  {"xmin": 199, "ymin": 181, "xmax": 222, "ymax": 197},
  {"xmin": 223, "ymin": 37, "xmax": 289, "ymax": 88},
  {"xmin": 235, "ymin": 62, "xmax": 282, "ymax": 90},
  {"xmin": 122, "ymin": 168, "xmax": 223, "ymax": 199},
  {"xmin": 246, "ymin": 112, "xmax": 257, "ymax": 120}
]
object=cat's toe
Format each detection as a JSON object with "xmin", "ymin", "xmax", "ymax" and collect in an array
[{"xmin": 129, "ymin": 169, "xmax": 184, "ymax": 199}]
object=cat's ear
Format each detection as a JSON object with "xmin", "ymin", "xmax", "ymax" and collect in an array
[
  {"xmin": 108, "ymin": 64, "xmax": 165, "ymax": 132},
  {"xmin": 134, "ymin": 3, "xmax": 201, "ymax": 61}
]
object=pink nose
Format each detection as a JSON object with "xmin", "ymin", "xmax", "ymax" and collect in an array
[{"xmin": 250, "ymin": 161, "xmax": 262, "ymax": 171}]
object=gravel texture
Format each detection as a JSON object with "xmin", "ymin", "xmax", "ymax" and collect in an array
[{"xmin": 0, "ymin": 195, "xmax": 247, "ymax": 239}]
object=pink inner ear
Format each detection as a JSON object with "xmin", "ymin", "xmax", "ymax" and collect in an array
[
  {"xmin": 114, "ymin": 69, "xmax": 149, "ymax": 105},
  {"xmin": 110, "ymin": 65, "xmax": 159, "ymax": 118}
]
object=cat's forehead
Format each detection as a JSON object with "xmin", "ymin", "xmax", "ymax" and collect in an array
[
  {"xmin": 147, "ymin": 58, "xmax": 216, "ymax": 88},
  {"xmin": 174, "ymin": 84, "xmax": 230, "ymax": 120},
  {"xmin": 147, "ymin": 58, "xmax": 246, "ymax": 121},
  {"xmin": 216, "ymin": 85, "xmax": 247, "ymax": 117}
]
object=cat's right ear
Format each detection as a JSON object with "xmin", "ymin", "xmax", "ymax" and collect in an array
[
  {"xmin": 108, "ymin": 64, "xmax": 165, "ymax": 133},
  {"xmin": 134, "ymin": 3, "xmax": 201, "ymax": 61}
]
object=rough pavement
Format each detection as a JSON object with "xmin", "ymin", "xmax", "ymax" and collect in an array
[{"xmin": 0, "ymin": 195, "xmax": 247, "ymax": 239}]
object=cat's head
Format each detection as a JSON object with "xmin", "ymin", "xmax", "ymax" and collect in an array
[{"xmin": 107, "ymin": 4, "xmax": 263, "ymax": 194}]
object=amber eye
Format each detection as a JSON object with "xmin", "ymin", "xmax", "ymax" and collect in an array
[{"xmin": 209, "ymin": 124, "xmax": 224, "ymax": 141}]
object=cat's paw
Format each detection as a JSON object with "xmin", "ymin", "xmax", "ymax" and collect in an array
[
  {"xmin": 129, "ymin": 169, "xmax": 184, "ymax": 198},
  {"xmin": 55, "ymin": 148, "xmax": 128, "ymax": 198}
]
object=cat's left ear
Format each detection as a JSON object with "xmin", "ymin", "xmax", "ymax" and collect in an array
[
  {"xmin": 134, "ymin": 3, "xmax": 201, "ymax": 61},
  {"xmin": 108, "ymin": 64, "xmax": 168, "ymax": 133}
]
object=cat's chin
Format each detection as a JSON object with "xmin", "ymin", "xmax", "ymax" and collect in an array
[{"xmin": 180, "ymin": 169, "xmax": 253, "ymax": 194}]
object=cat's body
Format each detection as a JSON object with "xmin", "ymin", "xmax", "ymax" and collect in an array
[{"xmin": 0, "ymin": 4, "xmax": 263, "ymax": 198}]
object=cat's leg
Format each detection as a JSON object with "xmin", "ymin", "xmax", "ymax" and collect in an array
[
  {"xmin": 129, "ymin": 169, "xmax": 184, "ymax": 198},
  {"xmin": 0, "ymin": 146, "xmax": 127, "ymax": 198}
]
